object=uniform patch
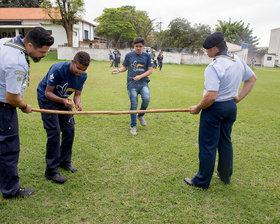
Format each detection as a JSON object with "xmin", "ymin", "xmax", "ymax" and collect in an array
[
  {"xmin": 14, "ymin": 70, "xmax": 25, "ymax": 76},
  {"xmin": 49, "ymin": 74, "xmax": 54, "ymax": 82},
  {"xmin": 17, "ymin": 76, "xmax": 23, "ymax": 82}
]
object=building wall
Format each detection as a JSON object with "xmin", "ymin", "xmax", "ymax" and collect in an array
[
  {"xmin": 181, "ymin": 54, "xmax": 212, "ymax": 64},
  {"xmin": 0, "ymin": 19, "xmax": 95, "ymax": 49},
  {"xmin": 42, "ymin": 25, "xmax": 68, "ymax": 49},
  {"xmin": 263, "ymin": 54, "xmax": 276, "ymax": 67},
  {"xmin": 57, "ymin": 46, "xmax": 248, "ymax": 66},
  {"xmin": 268, "ymin": 28, "xmax": 280, "ymax": 56}
]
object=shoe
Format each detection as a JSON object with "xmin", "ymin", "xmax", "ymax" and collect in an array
[
  {"xmin": 184, "ymin": 177, "xmax": 195, "ymax": 186},
  {"xmin": 137, "ymin": 115, "xmax": 147, "ymax": 126},
  {"xmin": 3, "ymin": 187, "xmax": 35, "ymax": 199},
  {"xmin": 45, "ymin": 173, "xmax": 67, "ymax": 184},
  {"xmin": 130, "ymin": 126, "xmax": 137, "ymax": 135},
  {"xmin": 59, "ymin": 165, "xmax": 78, "ymax": 173}
]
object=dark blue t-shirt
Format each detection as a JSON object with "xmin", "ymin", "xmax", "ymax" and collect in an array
[
  {"xmin": 37, "ymin": 62, "xmax": 87, "ymax": 101},
  {"xmin": 123, "ymin": 51, "xmax": 153, "ymax": 86}
]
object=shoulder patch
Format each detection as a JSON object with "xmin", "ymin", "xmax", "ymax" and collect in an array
[
  {"xmin": 49, "ymin": 74, "xmax": 54, "ymax": 82},
  {"xmin": 14, "ymin": 70, "xmax": 25, "ymax": 76}
]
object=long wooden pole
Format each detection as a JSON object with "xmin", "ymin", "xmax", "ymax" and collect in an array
[{"xmin": 32, "ymin": 108, "xmax": 191, "ymax": 115}]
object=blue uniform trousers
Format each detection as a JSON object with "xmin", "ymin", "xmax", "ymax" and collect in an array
[
  {"xmin": 192, "ymin": 100, "xmax": 237, "ymax": 189},
  {"xmin": 0, "ymin": 105, "xmax": 20, "ymax": 198},
  {"xmin": 38, "ymin": 100, "xmax": 75, "ymax": 176}
]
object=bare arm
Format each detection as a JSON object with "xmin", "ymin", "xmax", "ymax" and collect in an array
[
  {"xmin": 74, "ymin": 90, "xmax": 82, "ymax": 111},
  {"xmin": 45, "ymin": 85, "xmax": 74, "ymax": 108},
  {"xmin": 133, "ymin": 66, "xmax": 153, "ymax": 81},
  {"xmin": 234, "ymin": 74, "xmax": 256, "ymax": 103},
  {"xmin": 6, "ymin": 92, "xmax": 32, "ymax": 113},
  {"xmin": 112, "ymin": 66, "xmax": 127, "ymax": 74},
  {"xmin": 189, "ymin": 91, "xmax": 218, "ymax": 114}
]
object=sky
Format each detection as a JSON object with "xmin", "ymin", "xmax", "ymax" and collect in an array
[{"xmin": 82, "ymin": 0, "xmax": 280, "ymax": 47}]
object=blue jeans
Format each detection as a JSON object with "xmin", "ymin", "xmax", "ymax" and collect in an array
[
  {"xmin": 127, "ymin": 82, "xmax": 150, "ymax": 127},
  {"xmin": 192, "ymin": 100, "xmax": 237, "ymax": 189}
]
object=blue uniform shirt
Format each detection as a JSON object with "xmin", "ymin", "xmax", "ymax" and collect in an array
[
  {"xmin": 37, "ymin": 62, "xmax": 87, "ymax": 102},
  {"xmin": 123, "ymin": 51, "xmax": 153, "ymax": 86},
  {"xmin": 204, "ymin": 52, "xmax": 254, "ymax": 102},
  {"xmin": 0, "ymin": 35, "xmax": 29, "ymax": 103}
]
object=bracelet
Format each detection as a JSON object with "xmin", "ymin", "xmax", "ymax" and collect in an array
[
  {"xmin": 117, "ymin": 69, "xmax": 120, "ymax": 73},
  {"xmin": 19, "ymin": 104, "xmax": 27, "ymax": 110}
]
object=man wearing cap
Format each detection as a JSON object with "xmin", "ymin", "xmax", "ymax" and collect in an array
[{"xmin": 184, "ymin": 32, "xmax": 256, "ymax": 189}]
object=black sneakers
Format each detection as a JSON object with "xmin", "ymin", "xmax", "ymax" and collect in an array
[
  {"xmin": 59, "ymin": 165, "xmax": 78, "ymax": 173},
  {"xmin": 45, "ymin": 173, "xmax": 67, "ymax": 184},
  {"xmin": 3, "ymin": 187, "xmax": 35, "ymax": 199}
]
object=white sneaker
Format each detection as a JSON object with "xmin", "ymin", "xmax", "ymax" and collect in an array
[
  {"xmin": 137, "ymin": 116, "xmax": 147, "ymax": 126},
  {"xmin": 130, "ymin": 126, "xmax": 137, "ymax": 135}
]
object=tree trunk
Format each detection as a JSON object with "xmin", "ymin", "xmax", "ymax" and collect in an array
[{"xmin": 64, "ymin": 23, "xmax": 73, "ymax": 47}]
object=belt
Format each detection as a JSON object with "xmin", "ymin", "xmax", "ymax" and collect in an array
[{"xmin": 0, "ymin": 102, "xmax": 15, "ymax": 109}]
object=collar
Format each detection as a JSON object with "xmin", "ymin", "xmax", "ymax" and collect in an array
[
  {"xmin": 4, "ymin": 35, "xmax": 27, "ymax": 55},
  {"xmin": 214, "ymin": 49, "xmax": 235, "ymax": 61}
]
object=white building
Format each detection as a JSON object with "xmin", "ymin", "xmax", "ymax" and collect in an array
[
  {"xmin": 0, "ymin": 8, "xmax": 95, "ymax": 49},
  {"xmin": 264, "ymin": 28, "xmax": 280, "ymax": 67}
]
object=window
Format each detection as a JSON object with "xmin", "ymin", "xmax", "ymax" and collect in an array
[
  {"xmin": 84, "ymin": 30, "xmax": 88, "ymax": 39},
  {"xmin": 267, "ymin": 56, "xmax": 272, "ymax": 61},
  {"xmin": 0, "ymin": 21, "xmax": 21, "ymax": 25}
]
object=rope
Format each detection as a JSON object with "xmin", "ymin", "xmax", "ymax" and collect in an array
[{"xmin": 32, "ymin": 108, "xmax": 191, "ymax": 115}]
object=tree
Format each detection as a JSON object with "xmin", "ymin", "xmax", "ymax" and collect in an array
[
  {"xmin": 95, "ymin": 5, "xmax": 153, "ymax": 48},
  {"xmin": 122, "ymin": 6, "xmax": 154, "ymax": 41},
  {"xmin": 155, "ymin": 18, "xmax": 211, "ymax": 52},
  {"xmin": 215, "ymin": 19, "xmax": 259, "ymax": 51},
  {"xmin": 0, "ymin": 0, "xmax": 43, "ymax": 7},
  {"xmin": 95, "ymin": 7, "xmax": 136, "ymax": 47},
  {"xmin": 41, "ymin": 0, "xmax": 84, "ymax": 47}
]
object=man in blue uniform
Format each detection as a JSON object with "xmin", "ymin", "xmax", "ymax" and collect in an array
[
  {"xmin": 37, "ymin": 51, "xmax": 90, "ymax": 184},
  {"xmin": 0, "ymin": 27, "xmax": 54, "ymax": 199},
  {"xmin": 184, "ymin": 32, "xmax": 257, "ymax": 189},
  {"xmin": 112, "ymin": 37, "xmax": 153, "ymax": 135}
]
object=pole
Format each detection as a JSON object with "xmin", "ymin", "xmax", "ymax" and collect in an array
[{"xmin": 32, "ymin": 108, "xmax": 191, "ymax": 115}]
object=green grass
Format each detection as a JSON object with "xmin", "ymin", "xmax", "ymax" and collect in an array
[{"xmin": 0, "ymin": 52, "xmax": 279, "ymax": 223}]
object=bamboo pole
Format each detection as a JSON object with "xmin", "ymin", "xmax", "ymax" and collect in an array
[{"xmin": 32, "ymin": 108, "xmax": 191, "ymax": 115}]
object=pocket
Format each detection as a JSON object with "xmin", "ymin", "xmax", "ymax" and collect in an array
[{"xmin": 0, "ymin": 108, "xmax": 19, "ymax": 137}]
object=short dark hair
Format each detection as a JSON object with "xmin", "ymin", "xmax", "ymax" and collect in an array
[
  {"xmin": 215, "ymin": 40, "xmax": 228, "ymax": 51},
  {"xmin": 133, "ymin": 37, "xmax": 145, "ymax": 45},
  {"xmin": 74, "ymin": 51, "xmax": 90, "ymax": 66},
  {"xmin": 24, "ymin": 27, "xmax": 54, "ymax": 48}
]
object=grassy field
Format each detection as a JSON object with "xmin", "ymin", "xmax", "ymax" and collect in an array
[{"xmin": 0, "ymin": 52, "xmax": 279, "ymax": 223}]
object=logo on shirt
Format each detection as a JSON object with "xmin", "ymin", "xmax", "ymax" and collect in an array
[
  {"xmin": 56, "ymin": 83, "xmax": 68, "ymax": 97},
  {"xmin": 49, "ymin": 74, "xmax": 54, "ymax": 82},
  {"xmin": 131, "ymin": 61, "xmax": 145, "ymax": 72}
]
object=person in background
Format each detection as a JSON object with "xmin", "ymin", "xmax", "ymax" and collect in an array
[
  {"xmin": 184, "ymin": 32, "xmax": 256, "ymax": 190},
  {"xmin": 112, "ymin": 37, "xmax": 153, "ymax": 135},
  {"xmin": 109, "ymin": 49, "xmax": 114, "ymax": 67},
  {"xmin": 0, "ymin": 27, "xmax": 54, "ymax": 199},
  {"xmin": 157, "ymin": 51, "xmax": 163, "ymax": 71},
  {"xmin": 113, "ymin": 49, "xmax": 121, "ymax": 68},
  {"xmin": 37, "ymin": 51, "xmax": 90, "ymax": 184},
  {"xmin": 151, "ymin": 49, "xmax": 157, "ymax": 69}
]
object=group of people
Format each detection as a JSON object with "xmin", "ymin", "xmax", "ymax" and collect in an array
[
  {"xmin": 148, "ymin": 49, "xmax": 164, "ymax": 71},
  {"xmin": 0, "ymin": 27, "xmax": 256, "ymax": 200}
]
